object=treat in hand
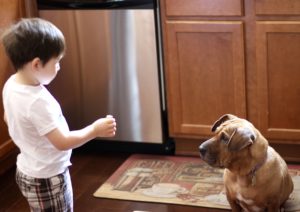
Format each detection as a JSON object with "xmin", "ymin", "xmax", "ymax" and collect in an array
[{"xmin": 93, "ymin": 115, "xmax": 116, "ymax": 137}]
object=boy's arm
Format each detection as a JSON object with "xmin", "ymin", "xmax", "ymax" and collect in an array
[{"xmin": 46, "ymin": 116, "xmax": 116, "ymax": 151}]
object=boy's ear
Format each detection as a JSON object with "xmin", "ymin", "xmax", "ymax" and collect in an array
[{"xmin": 31, "ymin": 57, "xmax": 41, "ymax": 70}]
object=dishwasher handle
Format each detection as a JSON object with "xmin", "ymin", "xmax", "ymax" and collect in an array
[{"xmin": 37, "ymin": 0, "xmax": 154, "ymax": 10}]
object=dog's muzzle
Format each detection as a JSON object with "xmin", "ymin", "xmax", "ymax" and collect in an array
[
  {"xmin": 199, "ymin": 140, "xmax": 218, "ymax": 166},
  {"xmin": 199, "ymin": 144, "xmax": 207, "ymax": 159}
]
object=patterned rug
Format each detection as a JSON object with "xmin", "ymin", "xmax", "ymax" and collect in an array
[{"xmin": 94, "ymin": 154, "xmax": 300, "ymax": 211}]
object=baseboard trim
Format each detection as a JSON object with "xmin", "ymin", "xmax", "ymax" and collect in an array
[{"xmin": 75, "ymin": 139, "xmax": 176, "ymax": 155}]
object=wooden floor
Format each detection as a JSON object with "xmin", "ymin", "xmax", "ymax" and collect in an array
[{"xmin": 0, "ymin": 148, "xmax": 228, "ymax": 212}]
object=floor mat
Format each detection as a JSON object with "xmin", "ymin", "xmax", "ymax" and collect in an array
[{"xmin": 94, "ymin": 154, "xmax": 300, "ymax": 211}]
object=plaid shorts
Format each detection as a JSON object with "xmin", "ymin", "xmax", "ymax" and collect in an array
[{"xmin": 16, "ymin": 168, "xmax": 73, "ymax": 212}]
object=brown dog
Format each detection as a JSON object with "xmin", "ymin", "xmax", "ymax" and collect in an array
[{"xmin": 199, "ymin": 114, "xmax": 293, "ymax": 212}]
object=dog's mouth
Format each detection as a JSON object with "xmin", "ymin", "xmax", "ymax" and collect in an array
[
  {"xmin": 200, "ymin": 153, "xmax": 225, "ymax": 168},
  {"xmin": 199, "ymin": 145, "xmax": 224, "ymax": 168},
  {"xmin": 200, "ymin": 154, "xmax": 217, "ymax": 166}
]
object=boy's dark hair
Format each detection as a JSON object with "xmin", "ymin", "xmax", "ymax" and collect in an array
[{"xmin": 1, "ymin": 18, "xmax": 65, "ymax": 70}]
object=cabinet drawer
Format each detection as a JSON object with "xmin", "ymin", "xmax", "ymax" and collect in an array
[
  {"xmin": 256, "ymin": 0, "xmax": 300, "ymax": 15},
  {"xmin": 165, "ymin": 0, "xmax": 243, "ymax": 17}
]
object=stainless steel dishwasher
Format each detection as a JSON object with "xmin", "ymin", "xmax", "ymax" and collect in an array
[{"xmin": 37, "ymin": 0, "xmax": 171, "ymax": 148}]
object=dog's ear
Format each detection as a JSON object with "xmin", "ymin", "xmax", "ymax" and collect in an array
[
  {"xmin": 227, "ymin": 127, "xmax": 256, "ymax": 152},
  {"xmin": 212, "ymin": 114, "xmax": 237, "ymax": 132}
]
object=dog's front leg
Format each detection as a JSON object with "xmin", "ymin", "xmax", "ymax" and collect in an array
[
  {"xmin": 227, "ymin": 196, "xmax": 243, "ymax": 212},
  {"xmin": 267, "ymin": 203, "xmax": 281, "ymax": 212}
]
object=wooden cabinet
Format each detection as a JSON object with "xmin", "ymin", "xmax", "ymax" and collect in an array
[
  {"xmin": 165, "ymin": 21, "xmax": 246, "ymax": 138},
  {"xmin": 0, "ymin": 1, "xmax": 20, "ymax": 175},
  {"xmin": 0, "ymin": 0, "xmax": 37, "ymax": 175},
  {"xmin": 160, "ymin": 0, "xmax": 300, "ymax": 160},
  {"xmin": 256, "ymin": 22, "xmax": 300, "ymax": 141}
]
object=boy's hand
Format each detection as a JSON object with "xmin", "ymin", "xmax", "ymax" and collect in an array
[{"xmin": 92, "ymin": 115, "xmax": 117, "ymax": 137}]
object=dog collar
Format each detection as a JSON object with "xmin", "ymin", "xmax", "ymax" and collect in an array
[{"xmin": 248, "ymin": 154, "xmax": 268, "ymax": 186}]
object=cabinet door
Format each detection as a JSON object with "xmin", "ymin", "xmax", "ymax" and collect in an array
[
  {"xmin": 0, "ymin": 1, "xmax": 19, "ymax": 162},
  {"xmin": 0, "ymin": 59, "xmax": 14, "ymax": 160},
  {"xmin": 256, "ymin": 22, "xmax": 300, "ymax": 141},
  {"xmin": 165, "ymin": 21, "xmax": 246, "ymax": 138}
]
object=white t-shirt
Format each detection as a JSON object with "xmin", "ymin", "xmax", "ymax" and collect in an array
[{"xmin": 2, "ymin": 75, "xmax": 72, "ymax": 178}]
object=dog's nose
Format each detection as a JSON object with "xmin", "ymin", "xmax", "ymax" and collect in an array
[{"xmin": 199, "ymin": 145, "xmax": 207, "ymax": 157}]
